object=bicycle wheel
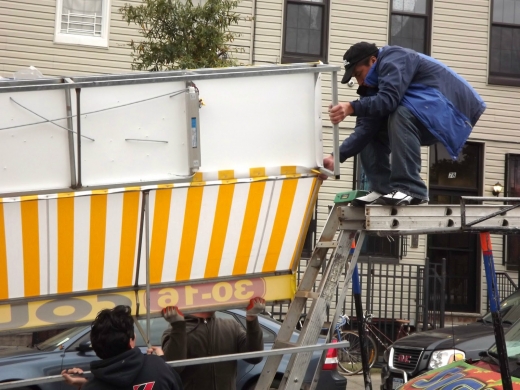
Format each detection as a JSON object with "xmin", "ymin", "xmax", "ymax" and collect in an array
[{"xmin": 337, "ymin": 331, "xmax": 378, "ymax": 375}]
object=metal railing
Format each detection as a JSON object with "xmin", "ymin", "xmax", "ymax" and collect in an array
[{"xmin": 268, "ymin": 255, "xmax": 520, "ymax": 351}]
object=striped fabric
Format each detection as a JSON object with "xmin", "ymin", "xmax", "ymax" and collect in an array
[{"xmin": 0, "ymin": 168, "xmax": 319, "ymax": 301}]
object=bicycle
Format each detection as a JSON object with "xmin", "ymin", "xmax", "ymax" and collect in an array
[
  {"xmin": 295, "ymin": 311, "xmax": 413, "ymax": 375},
  {"xmin": 338, "ymin": 312, "xmax": 413, "ymax": 375},
  {"xmin": 335, "ymin": 314, "xmax": 378, "ymax": 375}
]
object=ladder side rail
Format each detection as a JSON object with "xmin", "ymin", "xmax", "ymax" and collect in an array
[
  {"xmin": 279, "ymin": 230, "xmax": 357, "ymax": 390},
  {"xmin": 254, "ymin": 206, "xmax": 342, "ymax": 390},
  {"xmin": 308, "ymin": 231, "xmax": 366, "ymax": 390}
]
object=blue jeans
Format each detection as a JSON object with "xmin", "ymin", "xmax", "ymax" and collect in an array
[{"xmin": 359, "ymin": 105, "xmax": 438, "ymax": 200}]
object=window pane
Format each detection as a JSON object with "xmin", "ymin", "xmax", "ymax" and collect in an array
[
  {"xmin": 296, "ymin": 29, "xmax": 310, "ymax": 53},
  {"xmin": 61, "ymin": 0, "xmax": 103, "ymax": 37},
  {"xmin": 494, "ymin": 0, "xmax": 520, "ymax": 24},
  {"xmin": 284, "ymin": 2, "xmax": 323, "ymax": 56},
  {"xmin": 287, "ymin": 3, "xmax": 298, "ymax": 28},
  {"xmin": 494, "ymin": 0, "xmax": 504, "ymax": 22},
  {"xmin": 392, "ymin": 0, "xmax": 427, "ymax": 14},
  {"xmin": 309, "ymin": 30, "xmax": 321, "ymax": 54},
  {"xmin": 286, "ymin": 28, "xmax": 297, "ymax": 52},
  {"xmin": 490, "ymin": 25, "xmax": 520, "ymax": 76},
  {"xmin": 298, "ymin": 5, "xmax": 311, "ymax": 29},
  {"xmin": 390, "ymin": 15, "xmax": 426, "ymax": 53},
  {"xmin": 504, "ymin": 0, "xmax": 516, "ymax": 23}
]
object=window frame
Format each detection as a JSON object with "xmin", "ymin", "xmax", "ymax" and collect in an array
[
  {"xmin": 488, "ymin": 0, "xmax": 520, "ymax": 86},
  {"xmin": 54, "ymin": 0, "xmax": 111, "ymax": 48},
  {"xmin": 281, "ymin": 0, "xmax": 330, "ymax": 64},
  {"xmin": 388, "ymin": 0, "xmax": 433, "ymax": 55}
]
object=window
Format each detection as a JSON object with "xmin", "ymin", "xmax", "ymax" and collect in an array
[
  {"xmin": 282, "ymin": 0, "xmax": 329, "ymax": 63},
  {"xmin": 389, "ymin": 0, "xmax": 432, "ymax": 54},
  {"xmin": 505, "ymin": 154, "xmax": 520, "ymax": 271},
  {"xmin": 489, "ymin": 0, "xmax": 520, "ymax": 86},
  {"xmin": 54, "ymin": 0, "xmax": 111, "ymax": 47}
]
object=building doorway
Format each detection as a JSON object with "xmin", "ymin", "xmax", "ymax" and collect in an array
[{"xmin": 427, "ymin": 142, "xmax": 483, "ymax": 312}]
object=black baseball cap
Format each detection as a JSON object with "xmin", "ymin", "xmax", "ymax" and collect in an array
[{"xmin": 341, "ymin": 42, "xmax": 379, "ymax": 84}]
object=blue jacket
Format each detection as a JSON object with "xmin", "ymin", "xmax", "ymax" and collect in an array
[{"xmin": 350, "ymin": 46, "xmax": 486, "ymax": 159}]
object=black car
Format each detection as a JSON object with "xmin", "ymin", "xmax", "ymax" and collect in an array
[
  {"xmin": 381, "ymin": 289, "xmax": 520, "ymax": 390},
  {"xmin": 0, "ymin": 309, "xmax": 346, "ymax": 390}
]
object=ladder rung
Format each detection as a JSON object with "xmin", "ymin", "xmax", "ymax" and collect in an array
[
  {"xmin": 316, "ymin": 240, "xmax": 338, "ymax": 248},
  {"xmin": 295, "ymin": 291, "xmax": 320, "ymax": 299},
  {"xmin": 275, "ymin": 341, "xmax": 298, "ymax": 349}
]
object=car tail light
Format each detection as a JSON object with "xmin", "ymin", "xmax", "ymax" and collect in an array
[{"xmin": 322, "ymin": 339, "xmax": 339, "ymax": 370}]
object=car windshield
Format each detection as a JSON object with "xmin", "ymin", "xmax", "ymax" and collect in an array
[
  {"xmin": 37, "ymin": 327, "xmax": 85, "ymax": 352},
  {"xmin": 482, "ymin": 290, "xmax": 520, "ymax": 324},
  {"xmin": 488, "ymin": 316, "xmax": 520, "ymax": 359}
]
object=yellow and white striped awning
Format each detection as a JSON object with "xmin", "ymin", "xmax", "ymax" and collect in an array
[{"xmin": 0, "ymin": 167, "xmax": 319, "ymax": 301}]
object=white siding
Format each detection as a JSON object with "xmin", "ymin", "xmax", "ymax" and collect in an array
[
  {"xmin": 230, "ymin": 0, "xmax": 254, "ymax": 65},
  {"xmin": 432, "ymin": 0, "xmax": 520, "ymax": 315},
  {"xmin": 0, "ymin": 0, "xmax": 143, "ymax": 77},
  {"xmin": 0, "ymin": 0, "xmax": 254, "ymax": 77},
  {"xmin": 252, "ymin": 0, "xmax": 283, "ymax": 64}
]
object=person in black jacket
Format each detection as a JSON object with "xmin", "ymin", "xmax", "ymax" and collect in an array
[
  {"xmin": 323, "ymin": 84, "xmax": 391, "ymax": 207},
  {"xmin": 62, "ymin": 305, "xmax": 183, "ymax": 390}
]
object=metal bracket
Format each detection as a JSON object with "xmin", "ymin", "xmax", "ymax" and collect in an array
[{"xmin": 185, "ymin": 81, "xmax": 201, "ymax": 172}]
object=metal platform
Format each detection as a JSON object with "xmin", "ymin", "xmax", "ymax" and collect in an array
[{"xmin": 339, "ymin": 197, "xmax": 520, "ymax": 235}]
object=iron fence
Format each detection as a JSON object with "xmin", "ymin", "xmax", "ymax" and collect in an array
[{"xmin": 268, "ymin": 256, "xmax": 519, "ymax": 351}]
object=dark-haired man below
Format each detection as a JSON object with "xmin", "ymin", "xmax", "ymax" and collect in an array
[
  {"xmin": 324, "ymin": 42, "xmax": 486, "ymax": 206},
  {"xmin": 62, "ymin": 305, "xmax": 183, "ymax": 390},
  {"xmin": 161, "ymin": 297, "xmax": 265, "ymax": 390}
]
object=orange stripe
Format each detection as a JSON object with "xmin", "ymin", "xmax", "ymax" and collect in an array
[
  {"xmin": 176, "ymin": 187, "xmax": 204, "ymax": 281},
  {"xmin": 57, "ymin": 196, "xmax": 74, "ymax": 293},
  {"xmin": 205, "ymin": 184, "xmax": 235, "ymax": 278},
  {"xmin": 480, "ymin": 232, "xmax": 492, "ymax": 252},
  {"xmin": 149, "ymin": 189, "xmax": 172, "ymax": 284},
  {"xmin": 88, "ymin": 194, "xmax": 107, "ymax": 290},
  {"xmin": 21, "ymin": 200, "xmax": 40, "ymax": 297},
  {"xmin": 262, "ymin": 179, "xmax": 299, "ymax": 272},
  {"xmin": 0, "ymin": 203, "xmax": 7, "ymax": 299},
  {"xmin": 233, "ymin": 181, "xmax": 266, "ymax": 275},
  {"xmin": 118, "ymin": 191, "xmax": 141, "ymax": 287},
  {"xmin": 289, "ymin": 178, "xmax": 319, "ymax": 271},
  {"xmin": 281, "ymin": 166, "xmax": 297, "ymax": 175}
]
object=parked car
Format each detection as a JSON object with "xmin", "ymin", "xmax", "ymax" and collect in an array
[
  {"xmin": 0, "ymin": 309, "xmax": 346, "ymax": 390},
  {"xmin": 396, "ymin": 312, "xmax": 520, "ymax": 390},
  {"xmin": 381, "ymin": 289, "xmax": 520, "ymax": 390}
]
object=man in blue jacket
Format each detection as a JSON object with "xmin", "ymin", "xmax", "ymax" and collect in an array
[{"xmin": 324, "ymin": 42, "xmax": 486, "ymax": 206}]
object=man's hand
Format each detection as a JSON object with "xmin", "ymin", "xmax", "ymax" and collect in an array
[
  {"xmin": 147, "ymin": 346, "xmax": 164, "ymax": 356},
  {"xmin": 161, "ymin": 306, "xmax": 185, "ymax": 324},
  {"xmin": 62, "ymin": 368, "xmax": 88, "ymax": 388},
  {"xmin": 246, "ymin": 297, "xmax": 266, "ymax": 321},
  {"xmin": 329, "ymin": 102, "xmax": 354, "ymax": 124},
  {"xmin": 320, "ymin": 154, "xmax": 335, "ymax": 180}
]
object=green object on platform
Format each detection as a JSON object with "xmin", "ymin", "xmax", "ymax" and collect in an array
[{"xmin": 334, "ymin": 190, "xmax": 369, "ymax": 204}]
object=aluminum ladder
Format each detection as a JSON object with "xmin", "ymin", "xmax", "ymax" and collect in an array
[{"xmin": 255, "ymin": 195, "xmax": 366, "ymax": 390}]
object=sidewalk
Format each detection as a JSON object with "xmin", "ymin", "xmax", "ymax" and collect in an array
[{"xmin": 343, "ymin": 368, "xmax": 382, "ymax": 390}]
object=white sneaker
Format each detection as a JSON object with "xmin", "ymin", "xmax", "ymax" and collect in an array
[
  {"xmin": 375, "ymin": 190, "xmax": 428, "ymax": 206},
  {"xmin": 351, "ymin": 191, "xmax": 384, "ymax": 207}
]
